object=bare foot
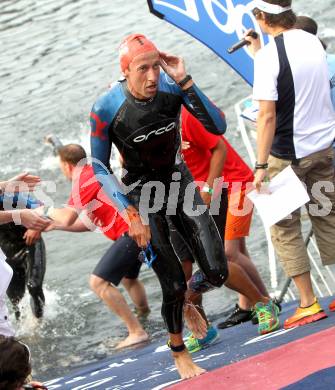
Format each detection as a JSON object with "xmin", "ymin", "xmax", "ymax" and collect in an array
[
  {"xmin": 115, "ymin": 331, "xmax": 149, "ymax": 349},
  {"xmin": 173, "ymin": 349, "xmax": 206, "ymax": 379},
  {"xmin": 183, "ymin": 302, "xmax": 207, "ymax": 339}
]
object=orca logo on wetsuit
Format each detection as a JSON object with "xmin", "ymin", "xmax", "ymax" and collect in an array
[{"xmin": 133, "ymin": 122, "xmax": 176, "ymax": 143}]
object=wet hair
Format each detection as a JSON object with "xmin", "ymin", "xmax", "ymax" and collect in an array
[
  {"xmin": 253, "ymin": 0, "xmax": 296, "ymax": 29},
  {"xmin": 58, "ymin": 144, "xmax": 87, "ymax": 166},
  {"xmin": 0, "ymin": 336, "xmax": 32, "ymax": 390}
]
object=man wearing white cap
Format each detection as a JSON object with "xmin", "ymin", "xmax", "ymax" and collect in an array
[{"xmin": 246, "ymin": 0, "xmax": 335, "ymax": 328}]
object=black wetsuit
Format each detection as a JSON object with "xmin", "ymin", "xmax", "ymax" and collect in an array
[
  {"xmin": 0, "ymin": 223, "xmax": 46, "ymax": 319},
  {"xmin": 90, "ymin": 73, "xmax": 229, "ymax": 333},
  {"xmin": 0, "ymin": 194, "xmax": 46, "ymax": 319}
]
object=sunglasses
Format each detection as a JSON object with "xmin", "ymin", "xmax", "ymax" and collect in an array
[{"xmin": 138, "ymin": 243, "xmax": 157, "ymax": 268}]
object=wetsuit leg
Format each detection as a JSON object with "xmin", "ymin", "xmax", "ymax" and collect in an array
[
  {"xmin": 0, "ymin": 223, "xmax": 27, "ymax": 319},
  {"xmin": 167, "ymin": 218, "xmax": 194, "ymax": 263},
  {"xmin": 27, "ymin": 238, "xmax": 46, "ymax": 318},
  {"xmin": 169, "ymin": 164, "xmax": 229, "ymax": 293},
  {"xmin": 127, "ymin": 188, "xmax": 188, "ymax": 335},
  {"xmin": 148, "ymin": 212, "xmax": 187, "ymax": 334},
  {"xmin": 6, "ymin": 256, "xmax": 27, "ymax": 320}
]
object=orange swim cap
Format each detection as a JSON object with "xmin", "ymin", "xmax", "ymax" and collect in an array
[{"xmin": 119, "ymin": 34, "xmax": 158, "ymax": 73}]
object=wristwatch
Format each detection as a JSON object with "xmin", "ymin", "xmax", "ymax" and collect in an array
[
  {"xmin": 255, "ymin": 162, "xmax": 269, "ymax": 170},
  {"xmin": 178, "ymin": 74, "xmax": 192, "ymax": 88}
]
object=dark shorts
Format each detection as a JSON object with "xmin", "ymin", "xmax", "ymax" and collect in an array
[
  {"xmin": 92, "ymin": 233, "xmax": 142, "ymax": 286},
  {"xmin": 169, "ymin": 188, "xmax": 228, "ymax": 262}
]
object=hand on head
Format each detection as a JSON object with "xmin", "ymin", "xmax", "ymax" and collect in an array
[{"xmin": 159, "ymin": 51, "xmax": 187, "ymax": 84}]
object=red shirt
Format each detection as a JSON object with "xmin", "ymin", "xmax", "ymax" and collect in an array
[
  {"xmin": 181, "ymin": 107, "xmax": 254, "ymax": 192},
  {"xmin": 68, "ymin": 165, "xmax": 128, "ymax": 241}
]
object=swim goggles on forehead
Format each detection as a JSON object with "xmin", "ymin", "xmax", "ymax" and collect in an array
[
  {"xmin": 138, "ymin": 243, "xmax": 157, "ymax": 268},
  {"xmin": 250, "ymin": 0, "xmax": 292, "ymax": 14}
]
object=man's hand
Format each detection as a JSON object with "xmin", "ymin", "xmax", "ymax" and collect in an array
[
  {"xmin": 23, "ymin": 229, "xmax": 41, "ymax": 245},
  {"xmin": 244, "ymin": 29, "xmax": 261, "ymax": 57},
  {"xmin": 3, "ymin": 172, "xmax": 41, "ymax": 192},
  {"xmin": 128, "ymin": 218, "xmax": 151, "ymax": 248},
  {"xmin": 125, "ymin": 206, "xmax": 151, "ymax": 247},
  {"xmin": 200, "ymin": 191, "xmax": 212, "ymax": 207},
  {"xmin": 253, "ymin": 169, "xmax": 270, "ymax": 193},
  {"xmin": 18, "ymin": 209, "xmax": 51, "ymax": 230},
  {"xmin": 159, "ymin": 51, "xmax": 190, "ymax": 85}
]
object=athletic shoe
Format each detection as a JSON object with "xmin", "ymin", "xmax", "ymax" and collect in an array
[
  {"xmin": 185, "ymin": 325, "xmax": 219, "ymax": 353},
  {"xmin": 284, "ymin": 298, "xmax": 327, "ymax": 329},
  {"xmin": 252, "ymin": 298, "xmax": 282, "ymax": 325},
  {"xmin": 329, "ymin": 300, "xmax": 335, "ymax": 312},
  {"xmin": 254, "ymin": 300, "xmax": 280, "ymax": 335},
  {"xmin": 217, "ymin": 304, "xmax": 253, "ymax": 329}
]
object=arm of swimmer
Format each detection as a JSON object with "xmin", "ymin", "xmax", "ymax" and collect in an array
[
  {"xmin": 90, "ymin": 104, "xmax": 132, "ymax": 214},
  {"xmin": 256, "ymin": 100, "xmax": 276, "ymax": 164},
  {"xmin": 159, "ymin": 53, "xmax": 226, "ymax": 135},
  {"xmin": 90, "ymin": 100, "xmax": 151, "ymax": 247},
  {"xmin": 181, "ymin": 84, "xmax": 227, "ymax": 135}
]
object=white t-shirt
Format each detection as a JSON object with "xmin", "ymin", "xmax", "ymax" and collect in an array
[
  {"xmin": 253, "ymin": 29, "xmax": 335, "ymax": 159},
  {"xmin": 0, "ymin": 248, "xmax": 14, "ymax": 337}
]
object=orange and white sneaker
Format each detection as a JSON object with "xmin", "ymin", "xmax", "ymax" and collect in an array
[
  {"xmin": 284, "ymin": 298, "xmax": 327, "ymax": 330},
  {"xmin": 329, "ymin": 300, "xmax": 335, "ymax": 312}
]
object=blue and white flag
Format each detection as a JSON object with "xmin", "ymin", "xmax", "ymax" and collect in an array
[{"xmin": 147, "ymin": 0, "xmax": 269, "ymax": 85}]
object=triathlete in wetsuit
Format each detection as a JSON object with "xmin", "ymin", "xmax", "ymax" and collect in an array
[{"xmin": 90, "ymin": 34, "xmax": 279, "ymax": 379}]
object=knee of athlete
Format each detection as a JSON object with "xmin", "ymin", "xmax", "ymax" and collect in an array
[
  {"xmin": 89, "ymin": 275, "xmax": 107, "ymax": 296},
  {"xmin": 206, "ymin": 269, "xmax": 227, "ymax": 288},
  {"xmin": 121, "ymin": 277, "xmax": 134, "ymax": 289},
  {"xmin": 224, "ymin": 246, "xmax": 236, "ymax": 261},
  {"xmin": 189, "ymin": 268, "xmax": 227, "ymax": 292},
  {"xmin": 188, "ymin": 270, "xmax": 214, "ymax": 293},
  {"xmin": 27, "ymin": 284, "xmax": 42, "ymax": 295},
  {"xmin": 163, "ymin": 283, "xmax": 186, "ymax": 303}
]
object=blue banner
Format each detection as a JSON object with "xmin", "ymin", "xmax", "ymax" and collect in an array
[{"xmin": 147, "ymin": 0, "xmax": 269, "ymax": 86}]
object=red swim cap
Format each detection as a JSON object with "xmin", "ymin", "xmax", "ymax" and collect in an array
[{"xmin": 119, "ymin": 34, "xmax": 158, "ymax": 72}]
